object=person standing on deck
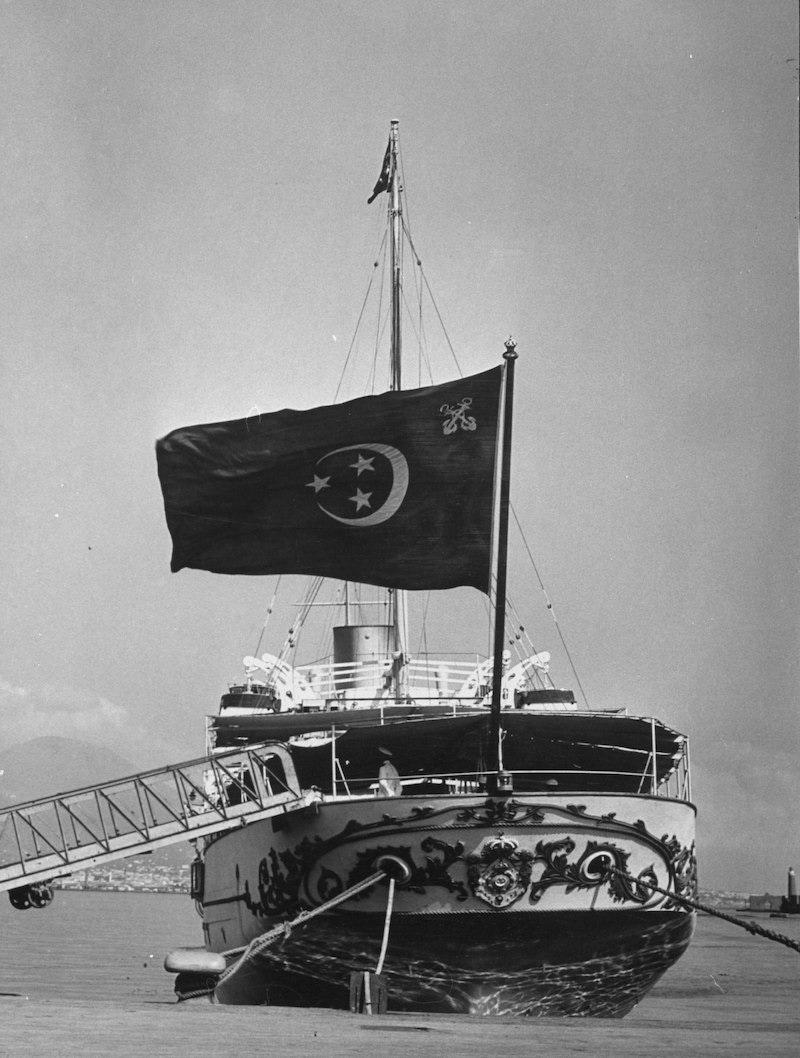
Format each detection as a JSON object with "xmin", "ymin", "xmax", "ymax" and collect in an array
[{"xmin": 378, "ymin": 750, "xmax": 401, "ymax": 796}]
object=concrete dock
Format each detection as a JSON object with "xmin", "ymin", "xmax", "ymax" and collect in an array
[{"xmin": 1, "ymin": 988, "xmax": 798, "ymax": 1058}]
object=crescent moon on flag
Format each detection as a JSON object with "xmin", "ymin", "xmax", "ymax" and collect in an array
[{"xmin": 316, "ymin": 444, "xmax": 409, "ymax": 527}]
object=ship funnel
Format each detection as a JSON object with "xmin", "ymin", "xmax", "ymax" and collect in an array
[{"xmin": 333, "ymin": 624, "xmax": 393, "ymax": 700}]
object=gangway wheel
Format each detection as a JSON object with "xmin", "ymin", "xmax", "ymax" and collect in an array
[{"xmin": 8, "ymin": 881, "xmax": 54, "ymax": 911}]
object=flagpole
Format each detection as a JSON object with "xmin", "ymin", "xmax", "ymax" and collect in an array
[
  {"xmin": 488, "ymin": 338, "xmax": 518, "ymax": 796},
  {"xmin": 388, "ymin": 118, "xmax": 408, "ymax": 699},
  {"xmin": 390, "ymin": 119, "xmax": 402, "ymax": 391}
]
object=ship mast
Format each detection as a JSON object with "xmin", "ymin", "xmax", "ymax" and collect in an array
[
  {"xmin": 388, "ymin": 119, "xmax": 409, "ymax": 699},
  {"xmin": 390, "ymin": 119, "xmax": 402, "ymax": 391},
  {"xmin": 488, "ymin": 339, "xmax": 518, "ymax": 795}
]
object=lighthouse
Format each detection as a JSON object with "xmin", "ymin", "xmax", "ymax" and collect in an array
[{"xmin": 783, "ymin": 866, "xmax": 798, "ymax": 914}]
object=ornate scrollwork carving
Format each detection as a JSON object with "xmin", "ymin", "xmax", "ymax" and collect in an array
[
  {"xmin": 345, "ymin": 836, "xmax": 469, "ymax": 901},
  {"xmin": 242, "ymin": 835, "xmax": 329, "ymax": 916},
  {"xmin": 661, "ymin": 837, "xmax": 698, "ymax": 908},
  {"xmin": 456, "ymin": 799, "xmax": 546, "ymax": 826},
  {"xmin": 235, "ymin": 798, "xmax": 696, "ymax": 918},
  {"xmin": 528, "ymin": 838, "xmax": 660, "ymax": 906}
]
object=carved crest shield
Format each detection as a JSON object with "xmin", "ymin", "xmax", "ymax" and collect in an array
[{"xmin": 467, "ymin": 836, "xmax": 533, "ymax": 909}]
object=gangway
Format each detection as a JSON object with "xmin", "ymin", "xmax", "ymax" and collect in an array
[{"xmin": 0, "ymin": 741, "xmax": 316, "ymax": 904}]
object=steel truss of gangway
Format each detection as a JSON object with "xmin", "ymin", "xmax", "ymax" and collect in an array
[{"xmin": 0, "ymin": 742, "xmax": 316, "ymax": 896}]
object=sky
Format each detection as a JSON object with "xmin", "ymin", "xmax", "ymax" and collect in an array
[{"xmin": 1, "ymin": 0, "xmax": 797, "ymax": 893}]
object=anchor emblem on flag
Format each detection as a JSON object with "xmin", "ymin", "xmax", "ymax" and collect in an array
[{"xmin": 440, "ymin": 397, "xmax": 477, "ymax": 435}]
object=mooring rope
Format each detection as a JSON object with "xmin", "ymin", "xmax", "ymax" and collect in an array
[
  {"xmin": 175, "ymin": 869, "xmax": 390, "ymax": 1002},
  {"xmin": 375, "ymin": 876, "xmax": 396, "ymax": 976},
  {"xmin": 220, "ymin": 869, "xmax": 388, "ymax": 970},
  {"xmin": 605, "ymin": 865, "xmax": 800, "ymax": 954}
]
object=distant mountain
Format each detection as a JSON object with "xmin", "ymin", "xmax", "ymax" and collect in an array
[
  {"xmin": 0, "ymin": 736, "xmax": 197, "ymax": 871},
  {"xmin": 0, "ymin": 735, "xmax": 137, "ymax": 807}
]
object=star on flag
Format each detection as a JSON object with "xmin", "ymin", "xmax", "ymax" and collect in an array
[
  {"xmin": 350, "ymin": 453, "xmax": 375, "ymax": 475},
  {"xmin": 349, "ymin": 487, "xmax": 372, "ymax": 511}
]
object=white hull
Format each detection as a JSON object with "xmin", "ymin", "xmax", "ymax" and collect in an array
[{"xmin": 197, "ymin": 789, "xmax": 696, "ymax": 1014}]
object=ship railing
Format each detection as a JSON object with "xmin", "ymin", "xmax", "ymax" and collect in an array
[
  {"xmin": 290, "ymin": 697, "xmax": 612, "ymax": 721},
  {"xmin": 295, "ymin": 656, "xmax": 487, "ymax": 700},
  {"xmin": 404, "ymin": 658, "xmax": 487, "ymax": 696},
  {"xmin": 638, "ymin": 720, "xmax": 691, "ymax": 800},
  {"xmin": 301, "ymin": 695, "xmax": 489, "ymax": 716},
  {"xmin": 287, "ymin": 654, "xmax": 562, "ymax": 708},
  {"xmin": 329, "ymin": 762, "xmax": 692, "ymax": 801},
  {"xmin": 0, "ymin": 743, "xmax": 316, "ymax": 894}
]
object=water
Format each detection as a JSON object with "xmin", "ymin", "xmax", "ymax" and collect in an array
[
  {"xmin": 0, "ymin": 890, "xmax": 200, "ymax": 1003},
  {"xmin": 631, "ymin": 911, "xmax": 800, "ymax": 1027},
  {"xmin": 1, "ymin": 890, "xmax": 798, "ymax": 1018}
]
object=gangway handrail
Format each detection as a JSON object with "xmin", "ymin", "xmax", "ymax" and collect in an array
[{"xmin": 0, "ymin": 741, "xmax": 316, "ymax": 894}]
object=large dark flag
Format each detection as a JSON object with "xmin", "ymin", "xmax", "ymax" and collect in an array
[
  {"xmin": 156, "ymin": 367, "xmax": 502, "ymax": 593},
  {"xmin": 367, "ymin": 139, "xmax": 391, "ymax": 204}
]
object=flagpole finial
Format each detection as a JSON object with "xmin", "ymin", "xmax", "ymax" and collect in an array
[{"xmin": 504, "ymin": 337, "xmax": 518, "ymax": 360}]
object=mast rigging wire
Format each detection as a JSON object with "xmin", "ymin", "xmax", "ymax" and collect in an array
[
  {"xmin": 333, "ymin": 233, "xmax": 387, "ymax": 403},
  {"xmin": 402, "ymin": 220, "xmax": 463, "ymax": 378},
  {"xmin": 511, "ymin": 504, "xmax": 590, "ymax": 708},
  {"xmin": 250, "ymin": 578, "xmax": 282, "ymax": 661}
]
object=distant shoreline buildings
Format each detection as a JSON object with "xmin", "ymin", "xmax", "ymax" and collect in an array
[
  {"xmin": 49, "ymin": 860, "xmax": 799, "ymax": 915},
  {"xmin": 54, "ymin": 857, "xmax": 190, "ymax": 894}
]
